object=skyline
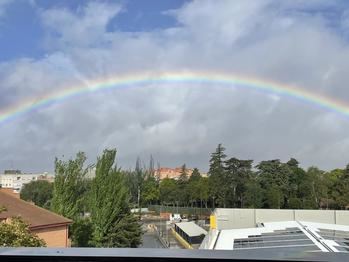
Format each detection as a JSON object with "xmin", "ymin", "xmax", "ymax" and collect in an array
[{"xmin": 1, "ymin": 0, "xmax": 349, "ymax": 171}]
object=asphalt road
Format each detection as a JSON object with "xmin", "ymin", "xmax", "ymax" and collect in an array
[{"xmin": 140, "ymin": 233, "xmax": 165, "ymax": 248}]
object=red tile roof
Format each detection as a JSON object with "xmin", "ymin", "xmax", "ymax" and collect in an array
[{"xmin": 0, "ymin": 191, "xmax": 71, "ymax": 229}]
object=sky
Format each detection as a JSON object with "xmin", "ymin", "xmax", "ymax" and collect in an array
[{"xmin": 1, "ymin": 0, "xmax": 349, "ymax": 172}]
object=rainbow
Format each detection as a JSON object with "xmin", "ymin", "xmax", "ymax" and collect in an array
[{"xmin": 0, "ymin": 71, "xmax": 348, "ymax": 125}]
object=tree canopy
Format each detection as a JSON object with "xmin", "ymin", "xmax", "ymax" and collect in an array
[
  {"xmin": 0, "ymin": 217, "xmax": 45, "ymax": 247},
  {"xmin": 20, "ymin": 180, "xmax": 53, "ymax": 208},
  {"xmin": 135, "ymin": 143, "xmax": 349, "ymax": 210},
  {"xmin": 90, "ymin": 149, "xmax": 142, "ymax": 247},
  {"xmin": 51, "ymin": 152, "xmax": 88, "ymax": 219}
]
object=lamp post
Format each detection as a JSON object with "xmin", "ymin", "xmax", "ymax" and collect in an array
[{"xmin": 138, "ymin": 186, "xmax": 141, "ymax": 220}]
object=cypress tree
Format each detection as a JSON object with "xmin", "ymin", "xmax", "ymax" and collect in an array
[{"xmin": 208, "ymin": 144, "xmax": 227, "ymax": 207}]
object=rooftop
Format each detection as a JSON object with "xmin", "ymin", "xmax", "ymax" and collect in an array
[
  {"xmin": 175, "ymin": 221, "xmax": 208, "ymax": 237},
  {"xmin": 0, "ymin": 191, "xmax": 71, "ymax": 229},
  {"xmin": 211, "ymin": 221, "xmax": 349, "ymax": 253}
]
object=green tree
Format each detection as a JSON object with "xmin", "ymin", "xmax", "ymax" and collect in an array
[
  {"xmin": 286, "ymin": 158, "xmax": 316, "ymax": 209},
  {"xmin": 179, "ymin": 164, "xmax": 188, "ymax": 182},
  {"xmin": 0, "ymin": 217, "xmax": 45, "ymax": 247},
  {"xmin": 197, "ymin": 177, "xmax": 210, "ymax": 208},
  {"xmin": 265, "ymin": 186, "xmax": 283, "ymax": 209},
  {"xmin": 190, "ymin": 168, "xmax": 201, "ymax": 181},
  {"xmin": 134, "ymin": 157, "xmax": 146, "ymax": 207},
  {"xmin": 90, "ymin": 149, "xmax": 142, "ymax": 247},
  {"xmin": 256, "ymin": 160, "xmax": 289, "ymax": 208},
  {"xmin": 51, "ymin": 152, "xmax": 88, "ymax": 219},
  {"xmin": 288, "ymin": 198, "xmax": 302, "ymax": 209},
  {"xmin": 159, "ymin": 178, "xmax": 177, "ymax": 205},
  {"xmin": 141, "ymin": 175, "xmax": 159, "ymax": 205},
  {"xmin": 224, "ymin": 158, "xmax": 253, "ymax": 207},
  {"xmin": 125, "ymin": 156, "xmax": 160, "ymax": 207},
  {"xmin": 333, "ymin": 165, "xmax": 349, "ymax": 209},
  {"xmin": 79, "ymin": 178, "xmax": 93, "ymax": 214},
  {"xmin": 188, "ymin": 168, "xmax": 201, "ymax": 207},
  {"xmin": 326, "ymin": 168, "xmax": 343, "ymax": 209},
  {"xmin": 20, "ymin": 180, "xmax": 53, "ymax": 208},
  {"xmin": 208, "ymin": 144, "xmax": 227, "ymax": 207},
  {"xmin": 244, "ymin": 174, "xmax": 263, "ymax": 208},
  {"xmin": 70, "ymin": 218, "xmax": 93, "ymax": 247},
  {"xmin": 307, "ymin": 167, "xmax": 329, "ymax": 208},
  {"xmin": 177, "ymin": 164, "xmax": 189, "ymax": 206},
  {"xmin": 51, "ymin": 152, "xmax": 92, "ymax": 247},
  {"xmin": 287, "ymin": 158, "xmax": 302, "ymax": 199}
]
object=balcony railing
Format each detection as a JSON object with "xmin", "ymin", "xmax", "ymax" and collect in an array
[{"xmin": 0, "ymin": 248, "xmax": 347, "ymax": 262}]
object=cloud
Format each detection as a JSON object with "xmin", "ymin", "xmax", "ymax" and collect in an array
[
  {"xmin": 0, "ymin": 0, "xmax": 12, "ymax": 18},
  {"xmin": 1, "ymin": 0, "xmax": 349, "ymax": 172},
  {"xmin": 40, "ymin": 1, "xmax": 122, "ymax": 48}
]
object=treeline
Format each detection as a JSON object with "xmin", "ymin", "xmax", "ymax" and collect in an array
[
  {"xmin": 126, "ymin": 161, "xmax": 209, "ymax": 208},
  {"xmin": 126, "ymin": 144, "xmax": 349, "ymax": 210},
  {"xmin": 207, "ymin": 144, "xmax": 344, "ymax": 209},
  {"xmin": 20, "ymin": 144, "xmax": 349, "ymax": 246}
]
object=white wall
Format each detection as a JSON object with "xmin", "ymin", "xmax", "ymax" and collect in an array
[
  {"xmin": 214, "ymin": 208, "xmax": 349, "ymax": 229},
  {"xmin": 0, "ymin": 173, "xmax": 53, "ymax": 192}
]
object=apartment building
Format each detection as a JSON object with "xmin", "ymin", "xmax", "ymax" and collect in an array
[
  {"xmin": 156, "ymin": 167, "xmax": 207, "ymax": 180},
  {"xmin": 0, "ymin": 170, "xmax": 54, "ymax": 193}
]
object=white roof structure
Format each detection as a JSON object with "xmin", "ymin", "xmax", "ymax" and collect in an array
[
  {"xmin": 301, "ymin": 221, "xmax": 349, "ymax": 253},
  {"xmin": 175, "ymin": 221, "xmax": 208, "ymax": 237},
  {"xmin": 203, "ymin": 221, "xmax": 349, "ymax": 253}
]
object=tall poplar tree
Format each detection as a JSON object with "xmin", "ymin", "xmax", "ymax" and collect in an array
[
  {"xmin": 51, "ymin": 152, "xmax": 87, "ymax": 219},
  {"xmin": 90, "ymin": 149, "xmax": 142, "ymax": 247}
]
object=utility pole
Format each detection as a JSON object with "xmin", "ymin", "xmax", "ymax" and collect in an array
[
  {"xmin": 138, "ymin": 186, "xmax": 141, "ymax": 220},
  {"xmin": 160, "ymin": 205, "xmax": 163, "ymax": 237}
]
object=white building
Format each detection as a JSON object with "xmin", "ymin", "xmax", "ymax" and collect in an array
[
  {"xmin": 201, "ymin": 220, "xmax": 349, "ymax": 253},
  {"xmin": 200, "ymin": 208, "xmax": 349, "ymax": 255},
  {"xmin": 0, "ymin": 172, "xmax": 54, "ymax": 193}
]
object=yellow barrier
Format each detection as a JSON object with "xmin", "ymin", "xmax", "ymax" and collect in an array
[
  {"xmin": 171, "ymin": 228, "xmax": 193, "ymax": 249},
  {"xmin": 210, "ymin": 215, "xmax": 216, "ymax": 229}
]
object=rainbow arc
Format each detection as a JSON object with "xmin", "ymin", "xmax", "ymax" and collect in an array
[{"xmin": 0, "ymin": 71, "xmax": 347, "ymax": 125}]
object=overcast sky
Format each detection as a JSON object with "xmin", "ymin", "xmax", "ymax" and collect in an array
[{"xmin": 1, "ymin": 0, "xmax": 349, "ymax": 172}]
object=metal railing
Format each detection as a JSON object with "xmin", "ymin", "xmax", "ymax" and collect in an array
[{"xmin": 0, "ymin": 248, "xmax": 347, "ymax": 261}]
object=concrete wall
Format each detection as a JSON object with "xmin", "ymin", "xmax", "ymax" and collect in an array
[
  {"xmin": 215, "ymin": 208, "xmax": 255, "ymax": 229},
  {"xmin": 295, "ymin": 210, "xmax": 335, "ymax": 224},
  {"xmin": 32, "ymin": 225, "xmax": 69, "ymax": 247},
  {"xmin": 231, "ymin": 209, "xmax": 255, "ymax": 229},
  {"xmin": 335, "ymin": 211, "xmax": 349, "ymax": 226},
  {"xmin": 214, "ymin": 208, "xmax": 349, "ymax": 230},
  {"xmin": 256, "ymin": 209, "xmax": 294, "ymax": 224}
]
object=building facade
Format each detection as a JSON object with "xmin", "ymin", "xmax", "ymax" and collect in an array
[
  {"xmin": 156, "ymin": 167, "xmax": 207, "ymax": 180},
  {"xmin": 0, "ymin": 171, "xmax": 54, "ymax": 193}
]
